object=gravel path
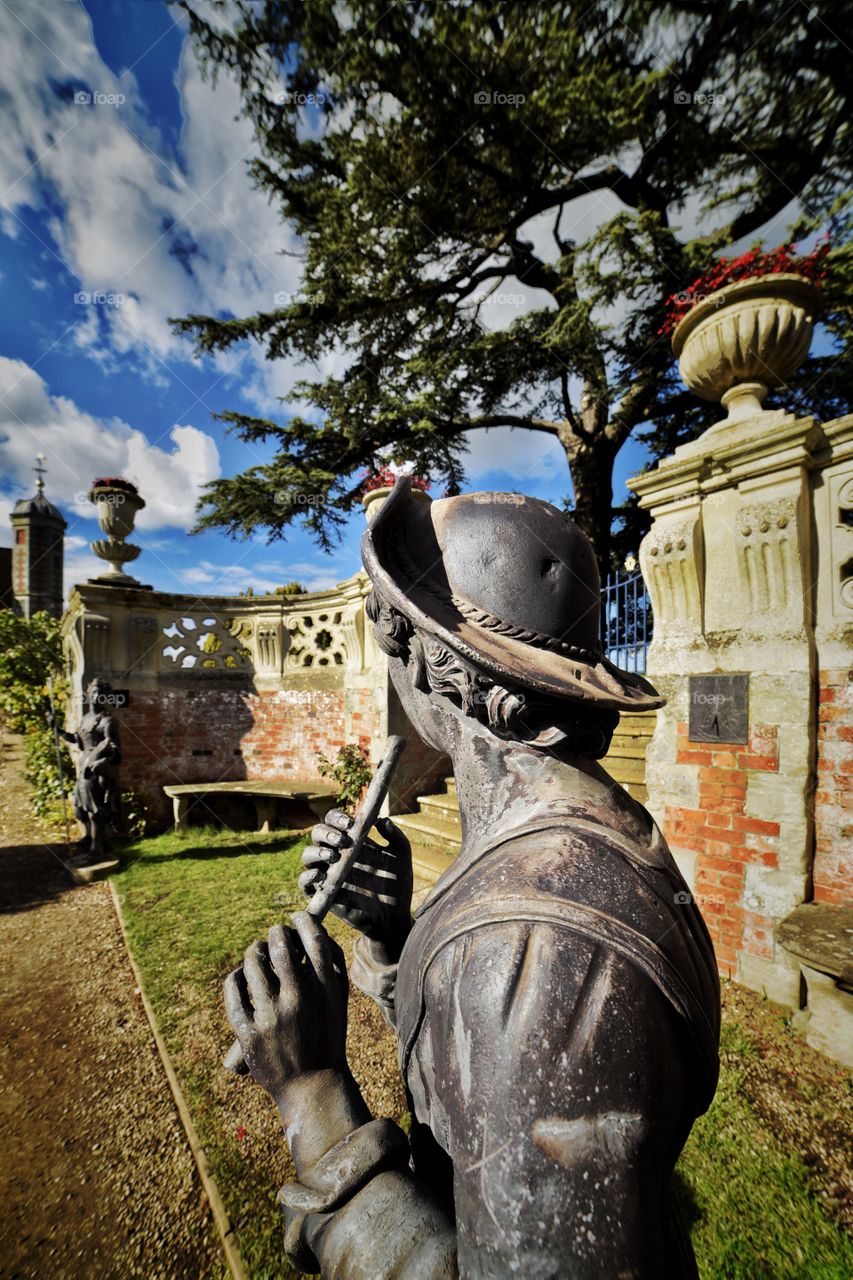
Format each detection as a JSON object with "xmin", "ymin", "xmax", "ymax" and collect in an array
[{"xmin": 0, "ymin": 732, "xmax": 225, "ymax": 1280}]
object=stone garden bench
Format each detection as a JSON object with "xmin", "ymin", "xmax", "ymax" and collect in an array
[
  {"xmin": 778, "ymin": 903, "xmax": 853, "ymax": 1069},
  {"xmin": 163, "ymin": 780, "xmax": 335, "ymax": 833}
]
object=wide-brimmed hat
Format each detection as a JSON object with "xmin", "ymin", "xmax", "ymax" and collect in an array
[{"xmin": 361, "ymin": 478, "xmax": 663, "ymax": 712}]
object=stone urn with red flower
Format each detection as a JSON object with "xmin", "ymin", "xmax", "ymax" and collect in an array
[
  {"xmin": 361, "ymin": 465, "xmax": 430, "ymax": 520},
  {"xmin": 662, "ymin": 241, "xmax": 828, "ymax": 422},
  {"xmin": 88, "ymin": 476, "xmax": 146, "ymax": 582}
]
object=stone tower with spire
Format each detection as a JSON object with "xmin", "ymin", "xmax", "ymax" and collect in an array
[{"xmin": 11, "ymin": 454, "xmax": 67, "ymax": 617}]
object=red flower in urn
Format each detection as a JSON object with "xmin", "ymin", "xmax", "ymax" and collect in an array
[
  {"xmin": 361, "ymin": 465, "xmax": 430, "ymax": 494},
  {"xmin": 90, "ymin": 476, "xmax": 140, "ymax": 496},
  {"xmin": 659, "ymin": 239, "xmax": 830, "ymax": 336}
]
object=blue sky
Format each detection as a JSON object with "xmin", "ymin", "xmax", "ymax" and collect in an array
[{"xmin": 1, "ymin": 1, "xmax": 807, "ymax": 602}]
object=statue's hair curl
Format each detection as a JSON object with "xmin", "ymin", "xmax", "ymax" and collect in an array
[{"xmin": 366, "ymin": 590, "xmax": 617, "ymax": 757}]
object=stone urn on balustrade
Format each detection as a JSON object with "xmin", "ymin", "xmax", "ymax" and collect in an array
[
  {"xmin": 672, "ymin": 273, "xmax": 821, "ymax": 424},
  {"xmin": 88, "ymin": 477, "xmax": 147, "ymax": 585},
  {"xmin": 362, "ymin": 477, "xmax": 431, "ymax": 522}
]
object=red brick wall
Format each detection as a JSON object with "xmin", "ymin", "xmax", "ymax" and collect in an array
[
  {"xmin": 813, "ymin": 668, "xmax": 853, "ymax": 905},
  {"xmin": 664, "ymin": 722, "xmax": 781, "ymax": 976},
  {"xmin": 115, "ymin": 687, "xmax": 346, "ymax": 826}
]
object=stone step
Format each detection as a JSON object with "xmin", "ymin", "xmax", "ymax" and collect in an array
[
  {"xmin": 393, "ymin": 810, "xmax": 461, "ymax": 850},
  {"xmin": 611, "ymin": 728, "xmax": 655, "ymax": 744},
  {"xmin": 409, "ymin": 840, "xmax": 456, "ymax": 882},
  {"xmin": 619, "ymin": 781, "xmax": 649, "ymax": 804},
  {"xmin": 417, "ymin": 793, "xmax": 462, "ymax": 826},
  {"xmin": 605, "ymin": 737, "xmax": 650, "ymax": 760},
  {"xmin": 617, "ymin": 713, "xmax": 657, "ymax": 731},
  {"xmin": 603, "ymin": 755, "xmax": 646, "ymax": 785}
]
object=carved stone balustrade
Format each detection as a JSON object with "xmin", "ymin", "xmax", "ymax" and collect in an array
[{"xmin": 60, "ymin": 571, "xmax": 447, "ymax": 827}]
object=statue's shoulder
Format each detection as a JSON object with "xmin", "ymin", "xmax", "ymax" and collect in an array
[{"xmin": 400, "ymin": 816, "xmax": 720, "ymax": 1102}]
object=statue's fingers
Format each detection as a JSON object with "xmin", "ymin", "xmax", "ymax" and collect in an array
[
  {"xmin": 298, "ymin": 868, "xmax": 322, "ymax": 897},
  {"xmin": 341, "ymin": 859, "xmax": 399, "ymax": 898},
  {"xmin": 325, "ymin": 931, "xmax": 347, "ymax": 982},
  {"xmin": 301, "ymin": 843, "xmax": 339, "ymax": 870},
  {"xmin": 267, "ymin": 923, "xmax": 302, "ymax": 987},
  {"xmin": 242, "ymin": 940, "xmax": 277, "ymax": 1022},
  {"xmin": 324, "ymin": 809, "xmax": 354, "ymax": 833},
  {"xmin": 376, "ymin": 817, "xmax": 412, "ymax": 860},
  {"xmin": 224, "ymin": 967, "xmax": 253, "ymax": 1039},
  {"xmin": 310, "ymin": 822, "xmax": 349, "ymax": 850},
  {"xmin": 290, "ymin": 911, "xmax": 338, "ymax": 987}
]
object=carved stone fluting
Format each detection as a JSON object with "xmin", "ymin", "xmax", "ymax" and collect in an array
[
  {"xmin": 82, "ymin": 614, "xmax": 111, "ymax": 673},
  {"xmin": 671, "ymin": 274, "xmax": 819, "ymax": 423},
  {"xmin": 639, "ymin": 513, "xmax": 703, "ymax": 637},
  {"xmin": 255, "ymin": 621, "xmax": 284, "ymax": 674},
  {"xmin": 339, "ymin": 605, "xmax": 364, "ymax": 672},
  {"xmin": 735, "ymin": 497, "xmax": 800, "ymax": 618}
]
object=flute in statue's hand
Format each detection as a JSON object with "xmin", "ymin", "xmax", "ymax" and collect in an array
[{"xmin": 223, "ymin": 734, "xmax": 406, "ymax": 1074}]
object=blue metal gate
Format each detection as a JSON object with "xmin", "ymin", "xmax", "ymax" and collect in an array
[{"xmin": 600, "ymin": 566, "xmax": 652, "ymax": 674}]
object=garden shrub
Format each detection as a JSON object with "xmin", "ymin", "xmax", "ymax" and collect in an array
[{"xmin": 0, "ymin": 609, "xmax": 73, "ymax": 820}]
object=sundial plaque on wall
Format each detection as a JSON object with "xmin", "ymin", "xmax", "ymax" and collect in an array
[{"xmin": 688, "ymin": 673, "xmax": 749, "ymax": 744}]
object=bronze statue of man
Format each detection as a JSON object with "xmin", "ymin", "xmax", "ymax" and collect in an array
[
  {"xmin": 226, "ymin": 480, "xmax": 720, "ymax": 1278},
  {"xmin": 49, "ymin": 677, "xmax": 122, "ymax": 858}
]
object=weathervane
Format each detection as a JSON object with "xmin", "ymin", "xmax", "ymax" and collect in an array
[{"xmin": 34, "ymin": 451, "xmax": 47, "ymax": 493}]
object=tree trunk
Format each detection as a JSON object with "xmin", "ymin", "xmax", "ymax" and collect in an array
[{"xmin": 559, "ymin": 429, "xmax": 619, "ymax": 578}]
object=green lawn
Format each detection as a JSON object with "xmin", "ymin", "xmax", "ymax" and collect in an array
[{"xmin": 112, "ymin": 828, "xmax": 853, "ymax": 1279}]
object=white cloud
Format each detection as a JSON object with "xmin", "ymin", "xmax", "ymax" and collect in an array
[
  {"xmin": 63, "ymin": 546, "xmax": 106, "ymax": 601},
  {"xmin": 0, "ymin": 495, "xmax": 12, "ymax": 548},
  {"xmin": 175, "ymin": 554, "xmax": 356, "ymax": 596},
  {"xmin": 461, "ymin": 426, "xmax": 571, "ymax": 492},
  {"xmin": 0, "ymin": 356, "xmax": 220, "ymax": 529},
  {"xmin": 0, "ymin": 1, "xmax": 314, "ymax": 402}
]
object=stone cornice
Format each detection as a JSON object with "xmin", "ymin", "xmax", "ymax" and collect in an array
[{"xmin": 629, "ymin": 414, "xmax": 825, "ymax": 511}]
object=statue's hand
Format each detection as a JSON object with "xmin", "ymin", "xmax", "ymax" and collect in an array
[
  {"xmin": 224, "ymin": 913, "xmax": 349, "ymax": 1105},
  {"xmin": 299, "ymin": 809, "xmax": 413, "ymax": 950}
]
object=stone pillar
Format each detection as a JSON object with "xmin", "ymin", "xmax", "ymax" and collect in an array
[
  {"xmin": 811, "ymin": 415, "xmax": 853, "ymax": 904},
  {"xmin": 630, "ymin": 412, "xmax": 853, "ymax": 1006}
]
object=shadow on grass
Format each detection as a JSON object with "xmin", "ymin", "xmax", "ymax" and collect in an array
[{"xmin": 111, "ymin": 830, "xmax": 309, "ymax": 871}]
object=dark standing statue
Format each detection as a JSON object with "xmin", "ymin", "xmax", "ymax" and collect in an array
[
  {"xmin": 49, "ymin": 677, "xmax": 122, "ymax": 859},
  {"xmin": 226, "ymin": 480, "xmax": 720, "ymax": 1278}
]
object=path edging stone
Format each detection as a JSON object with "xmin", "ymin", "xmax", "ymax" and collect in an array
[{"xmin": 109, "ymin": 881, "xmax": 249, "ymax": 1280}]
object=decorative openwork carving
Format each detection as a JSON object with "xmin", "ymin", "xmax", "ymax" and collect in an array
[
  {"xmin": 736, "ymin": 497, "xmax": 800, "ymax": 616},
  {"xmin": 285, "ymin": 608, "xmax": 350, "ymax": 669},
  {"xmin": 639, "ymin": 513, "xmax": 703, "ymax": 634},
  {"xmin": 161, "ymin": 614, "xmax": 253, "ymax": 671}
]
